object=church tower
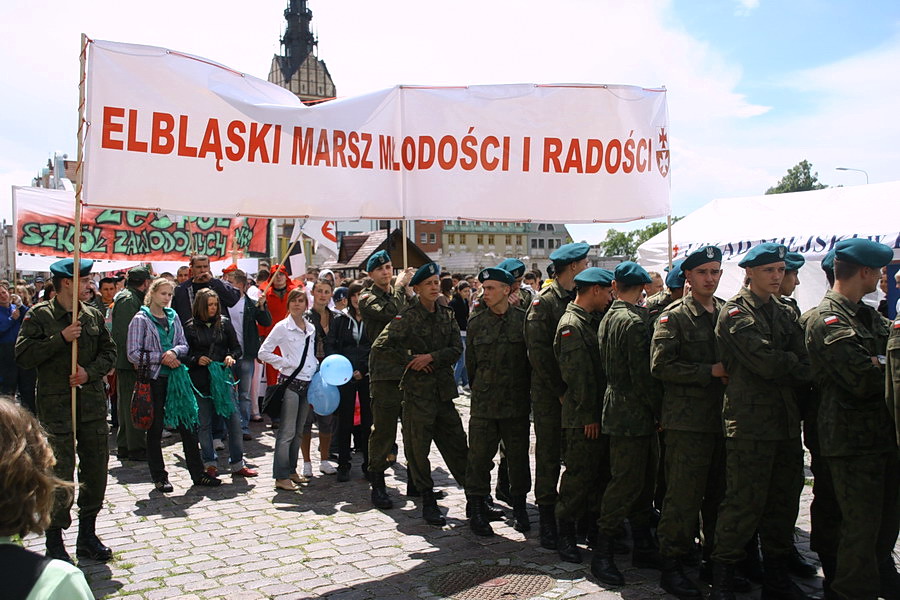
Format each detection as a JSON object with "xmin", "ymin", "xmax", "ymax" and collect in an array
[{"xmin": 268, "ymin": 0, "xmax": 336, "ymax": 105}]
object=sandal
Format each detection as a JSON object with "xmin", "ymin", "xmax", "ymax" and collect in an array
[
  {"xmin": 289, "ymin": 473, "xmax": 309, "ymax": 485},
  {"xmin": 196, "ymin": 473, "xmax": 222, "ymax": 487},
  {"xmin": 275, "ymin": 479, "xmax": 297, "ymax": 491}
]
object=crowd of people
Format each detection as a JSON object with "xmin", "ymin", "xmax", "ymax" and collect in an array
[{"xmin": 1, "ymin": 238, "xmax": 899, "ymax": 600}]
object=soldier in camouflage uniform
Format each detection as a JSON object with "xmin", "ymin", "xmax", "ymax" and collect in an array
[
  {"xmin": 646, "ymin": 260, "xmax": 685, "ymax": 326},
  {"xmin": 652, "ymin": 246, "xmax": 735, "ymax": 598},
  {"xmin": 710, "ymin": 243, "xmax": 811, "ymax": 600},
  {"xmin": 805, "ymin": 239, "xmax": 899, "ymax": 600},
  {"xmin": 16, "ymin": 258, "xmax": 117, "ymax": 564},
  {"xmin": 464, "ymin": 267, "xmax": 532, "ymax": 536},
  {"xmin": 371, "ymin": 262, "xmax": 466, "ymax": 526},
  {"xmin": 524, "ymin": 242, "xmax": 590, "ymax": 549},
  {"xmin": 552, "ymin": 268, "xmax": 614, "ymax": 566},
  {"xmin": 361, "ymin": 250, "xmax": 414, "ymax": 509},
  {"xmin": 593, "ymin": 261, "xmax": 662, "ymax": 587}
]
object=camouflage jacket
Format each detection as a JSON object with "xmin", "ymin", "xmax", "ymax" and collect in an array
[
  {"xmin": 15, "ymin": 298, "xmax": 117, "ymax": 428},
  {"xmin": 524, "ymin": 279, "xmax": 573, "ymax": 396},
  {"xmin": 361, "ymin": 283, "xmax": 410, "ymax": 381},
  {"xmin": 887, "ymin": 315, "xmax": 900, "ymax": 447},
  {"xmin": 715, "ymin": 287, "xmax": 810, "ymax": 440},
  {"xmin": 466, "ymin": 305, "xmax": 531, "ymax": 419},
  {"xmin": 371, "ymin": 298, "xmax": 461, "ymax": 403},
  {"xmin": 645, "ymin": 290, "xmax": 674, "ymax": 328},
  {"xmin": 110, "ymin": 285, "xmax": 145, "ymax": 370},
  {"xmin": 598, "ymin": 299, "xmax": 661, "ymax": 436},
  {"xmin": 650, "ymin": 292, "xmax": 726, "ymax": 433},
  {"xmin": 554, "ymin": 302, "xmax": 605, "ymax": 428},
  {"xmin": 471, "ymin": 285, "xmax": 534, "ymax": 315},
  {"xmin": 805, "ymin": 290, "xmax": 893, "ymax": 457},
  {"xmin": 777, "ymin": 295, "xmax": 801, "ymax": 320}
]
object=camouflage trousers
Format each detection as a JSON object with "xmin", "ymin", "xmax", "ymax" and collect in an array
[
  {"xmin": 555, "ymin": 429, "xmax": 610, "ymax": 522},
  {"xmin": 804, "ymin": 408, "xmax": 842, "ymax": 561},
  {"xmin": 367, "ymin": 380, "xmax": 405, "ymax": 474},
  {"xmin": 465, "ymin": 416, "xmax": 531, "ymax": 497},
  {"xmin": 115, "ymin": 368, "xmax": 147, "ymax": 455},
  {"xmin": 827, "ymin": 451, "xmax": 900, "ymax": 600},
  {"xmin": 48, "ymin": 419, "xmax": 110, "ymax": 529},
  {"xmin": 657, "ymin": 430, "xmax": 726, "ymax": 559},
  {"xmin": 531, "ymin": 385, "xmax": 563, "ymax": 506},
  {"xmin": 711, "ymin": 437, "xmax": 803, "ymax": 564},
  {"xmin": 598, "ymin": 434, "xmax": 658, "ymax": 535},
  {"xmin": 402, "ymin": 394, "xmax": 468, "ymax": 492}
]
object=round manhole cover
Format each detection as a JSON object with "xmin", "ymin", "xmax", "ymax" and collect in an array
[{"xmin": 431, "ymin": 566, "xmax": 555, "ymax": 600}]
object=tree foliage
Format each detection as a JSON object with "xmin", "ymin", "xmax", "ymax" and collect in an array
[
  {"xmin": 765, "ymin": 160, "xmax": 828, "ymax": 194},
  {"xmin": 598, "ymin": 219, "xmax": 678, "ymax": 260}
]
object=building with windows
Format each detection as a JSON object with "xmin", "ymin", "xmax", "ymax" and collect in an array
[
  {"xmin": 439, "ymin": 221, "xmax": 528, "ymax": 272},
  {"xmin": 267, "ymin": 0, "xmax": 336, "ymax": 105},
  {"xmin": 524, "ymin": 223, "xmax": 569, "ymax": 276}
]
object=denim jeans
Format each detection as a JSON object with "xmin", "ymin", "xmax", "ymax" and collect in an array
[
  {"xmin": 232, "ymin": 357, "xmax": 256, "ymax": 434},
  {"xmin": 454, "ymin": 332, "xmax": 468, "ymax": 386},
  {"xmin": 197, "ymin": 394, "xmax": 246, "ymax": 470},
  {"xmin": 273, "ymin": 385, "xmax": 310, "ymax": 479}
]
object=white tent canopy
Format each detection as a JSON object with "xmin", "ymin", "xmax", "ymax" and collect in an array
[{"xmin": 637, "ymin": 181, "xmax": 900, "ymax": 312}]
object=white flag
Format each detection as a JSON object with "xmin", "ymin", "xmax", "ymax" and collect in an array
[{"xmin": 302, "ymin": 220, "xmax": 339, "ymax": 255}]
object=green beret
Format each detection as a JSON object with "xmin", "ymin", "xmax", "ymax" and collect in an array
[
  {"xmin": 784, "ymin": 252, "xmax": 805, "ymax": 272},
  {"xmin": 614, "ymin": 261, "xmax": 652, "ymax": 285},
  {"xmin": 478, "ymin": 267, "xmax": 514, "ymax": 285},
  {"xmin": 50, "ymin": 258, "xmax": 93, "ymax": 279},
  {"xmin": 834, "ymin": 238, "xmax": 893, "ymax": 268},
  {"xmin": 366, "ymin": 250, "xmax": 391, "ymax": 272},
  {"xmin": 496, "ymin": 258, "xmax": 526, "ymax": 279},
  {"xmin": 665, "ymin": 260, "xmax": 685, "ymax": 289},
  {"xmin": 738, "ymin": 243, "xmax": 787, "ymax": 268},
  {"xmin": 411, "ymin": 262, "xmax": 440, "ymax": 286},
  {"xmin": 574, "ymin": 267, "xmax": 614, "ymax": 287},
  {"xmin": 127, "ymin": 265, "xmax": 153, "ymax": 282},
  {"xmin": 681, "ymin": 246, "xmax": 722, "ymax": 271},
  {"xmin": 821, "ymin": 249, "xmax": 835, "ymax": 277},
  {"xmin": 550, "ymin": 242, "xmax": 590, "ymax": 267}
]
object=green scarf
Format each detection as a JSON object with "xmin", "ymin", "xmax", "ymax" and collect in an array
[
  {"xmin": 166, "ymin": 365, "xmax": 199, "ymax": 429},
  {"xmin": 207, "ymin": 361, "xmax": 237, "ymax": 418},
  {"xmin": 140, "ymin": 305, "xmax": 176, "ymax": 376}
]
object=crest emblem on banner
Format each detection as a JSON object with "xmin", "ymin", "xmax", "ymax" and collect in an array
[{"xmin": 656, "ymin": 127, "xmax": 670, "ymax": 178}]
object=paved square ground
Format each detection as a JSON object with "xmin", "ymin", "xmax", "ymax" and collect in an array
[{"xmin": 20, "ymin": 395, "xmax": 832, "ymax": 599}]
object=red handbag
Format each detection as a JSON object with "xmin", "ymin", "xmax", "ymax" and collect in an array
[{"xmin": 130, "ymin": 350, "xmax": 154, "ymax": 430}]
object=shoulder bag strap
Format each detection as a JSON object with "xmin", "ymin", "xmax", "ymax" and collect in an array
[{"xmin": 282, "ymin": 335, "xmax": 312, "ymax": 386}]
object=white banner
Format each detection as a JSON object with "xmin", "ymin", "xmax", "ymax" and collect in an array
[{"xmin": 83, "ymin": 39, "xmax": 670, "ymax": 223}]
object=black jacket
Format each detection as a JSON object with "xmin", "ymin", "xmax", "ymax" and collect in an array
[
  {"xmin": 305, "ymin": 308, "xmax": 341, "ymax": 361},
  {"xmin": 184, "ymin": 316, "xmax": 241, "ymax": 394},
  {"xmin": 173, "ymin": 278, "xmax": 242, "ymax": 326},
  {"xmin": 331, "ymin": 310, "xmax": 371, "ymax": 376}
]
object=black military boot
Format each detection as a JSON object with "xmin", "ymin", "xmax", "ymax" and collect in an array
[
  {"xmin": 538, "ymin": 504, "xmax": 558, "ymax": 550},
  {"xmin": 701, "ymin": 559, "xmax": 753, "ymax": 592},
  {"xmin": 407, "ymin": 481, "xmax": 445, "ymax": 499},
  {"xmin": 738, "ymin": 533, "xmax": 765, "ymax": 583},
  {"xmin": 494, "ymin": 456, "xmax": 511, "ymax": 505},
  {"xmin": 370, "ymin": 473, "xmax": 393, "ymax": 509},
  {"xmin": 45, "ymin": 528, "xmax": 72, "ymax": 564},
  {"xmin": 788, "ymin": 545, "xmax": 818, "ymax": 578},
  {"xmin": 660, "ymin": 556, "xmax": 701, "ymax": 598},
  {"xmin": 590, "ymin": 532, "xmax": 624, "ymax": 586},
  {"xmin": 878, "ymin": 557, "xmax": 900, "ymax": 600},
  {"xmin": 467, "ymin": 495, "xmax": 494, "ymax": 537},
  {"xmin": 819, "ymin": 554, "xmax": 836, "ymax": 599},
  {"xmin": 556, "ymin": 520, "xmax": 582, "ymax": 563},
  {"xmin": 631, "ymin": 527, "xmax": 663, "ymax": 570},
  {"xmin": 761, "ymin": 553, "xmax": 812, "ymax": 600},
  {"xmin": 422, "ymin": 489, "xmax": 446, "ymax": 526},
  {"xmin": 76, "ymin": 516, "xmax": 113, "ymax": 562},
  {"xmin": 511, "ymin": 495, "xmax": 531, "ymax": 533},
  {"xmin": 483, "ymin": 495, "xmax": 505, "ymax": 521},
  {"xmin": 710, "ymin": 561, "xmax": 737, "ymax": 600}
]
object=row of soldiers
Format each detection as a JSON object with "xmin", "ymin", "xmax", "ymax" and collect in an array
[{"xmin": 357, "ymin": 238, "xmax": 899, "ymax": 600}]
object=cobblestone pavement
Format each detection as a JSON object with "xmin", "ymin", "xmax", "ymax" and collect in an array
[{"xmin": 21, "ymin": 394, "xmax": 830, "ymax": 600}]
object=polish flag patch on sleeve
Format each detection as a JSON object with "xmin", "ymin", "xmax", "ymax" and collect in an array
[
  {"xmin": 393, "ymin": 315, "xmax": 403, "ymax": 320},
  {"xmin": 728, "ymin": 307, "xmax": 741, "ymax": 317},
  {"xmin": 659, "ymin": 315, "xmax": 669, "ymax": 324},
  {"xmin": 894, "ymin": 319, "xmax": 900, "ymax": 329},
  {"xmin": 532, "ymin": 299, "xmax": 541, "ymax": 306},
  {"xmin": 823, "ymin": 315, "xmax": 839, "ymax": 326},
  {"xmin": 561, "ymin": 329, "xmax": 572, "ymax": 337}
]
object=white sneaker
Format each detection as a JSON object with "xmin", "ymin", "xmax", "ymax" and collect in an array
[
  {"xmin": 302, "ymin": 462, "xmax": 313, "ymax": 477},
  {"xmin": 319, "ymin": 460, "xmax": 337, "ymax": 475},
  {"xmin": 213, "ymin": 438, "xmax": 225, "ymax": 451}
]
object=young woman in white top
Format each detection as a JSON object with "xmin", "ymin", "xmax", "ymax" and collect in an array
[{"xmin": 258, "ymin": 288, "xmax": 318, "ymax": 490}]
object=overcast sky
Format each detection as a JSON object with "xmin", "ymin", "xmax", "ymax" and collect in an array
[{"xmin": 2, "ymin": 0, "xmax": 898, "ymax": 243}]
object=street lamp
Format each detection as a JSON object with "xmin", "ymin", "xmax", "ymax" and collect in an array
[{"xmin": 835, "ymin": 167, "xmax": 869, "ymax": 184}]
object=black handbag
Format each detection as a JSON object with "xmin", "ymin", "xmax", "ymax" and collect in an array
[{"xmin": 261, "ymin": 337, "xmax": 311, "ymax": 418}]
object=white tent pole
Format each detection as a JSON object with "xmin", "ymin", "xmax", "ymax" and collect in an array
[
  {"xmin": 666, "ymin": 214, "xmax": 673, "ymax": 269},
  {"xmin": 402, "ymin": 220, "xmax": 409, "ymax": 269}
]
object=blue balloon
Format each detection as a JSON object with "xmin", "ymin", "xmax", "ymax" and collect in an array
[
  {"xmin": 308, "ymin": 372, "xmax": 340, "ymax": 416},
  {"xmin": 320, "ymin": 354, "xmax": 353, "ymax": 386}
]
